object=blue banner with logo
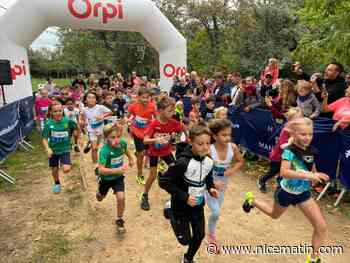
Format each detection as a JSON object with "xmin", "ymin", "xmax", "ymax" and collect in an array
[
  {"xmin": 339, "ymin": 130, "xmax": 350, "ymax": 189},
  {"xmin": 0, "ymin": 102, "xmax": 20, "ymax": 160},
  {"xmin": 0, "ymin": 96, "xmax": 35, "ymax": 160}
]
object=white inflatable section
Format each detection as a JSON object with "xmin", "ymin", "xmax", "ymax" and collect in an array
[{"xmin": 0, "ymin": 0, "xmax": 187, "ymax": 104}]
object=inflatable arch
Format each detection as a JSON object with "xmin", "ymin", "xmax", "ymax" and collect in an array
[{"xmin": 0, "ymin": 0, "xmax": 187, "ymax": 104}]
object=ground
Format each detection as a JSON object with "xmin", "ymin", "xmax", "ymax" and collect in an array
[{"xmin": 1, "ymin": 132, "xmax": 349, "ymax": 263}]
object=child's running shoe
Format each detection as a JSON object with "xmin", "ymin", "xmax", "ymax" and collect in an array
[
  {"xmin": 52, "ymin": 184, "xmax": 61, "ymax": 194},
  {"xmin": 96, "ymin": 192, "xmax": 105, "ymax": 202},
  {"xmin": 94, "ymin": 167, "xmax": 99, "ymax": 176},
  {"xmin": 181, "ymin": 255, "xmax": 194, "ymax": 263},
  {"xmin": 116, "ymin": 218, "xmax": 126, "ymax": 234},
  {"xmin": 136, "ymin": 175, "xmax": 145, "ymax": 185},
  {"xmin": 305, "ymin": 255, "xmax": 321, "ymax": 263},
  {"xmin": 242, "ymin": 192, "xmax": 254, "ymax": 213},
  {"xmin": 83, "ymin": 141, "xmax": 91, "ymax": 154},
  {"xmin": 140, "ymin": 193, "xmax": 150, "ymax": 211},
  {"xmin": 257, "ymin": 178, "xmax": 267, "ymax": 193},
  {"xmin": 157, "ymin": 160, "xmax": 168, "ymax": 176}
]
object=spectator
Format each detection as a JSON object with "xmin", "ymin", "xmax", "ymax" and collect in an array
[
  {"xmin": 345, "ymin": 73, "xmax": 350, "ymax": 87},
  {"xmin": 322, "ymin": 84, "xmax": 350, "ymax": 131},
  {"xmin": 310, "ymin": 73, "xmax": 323, "ymax": 103},
  {"xmin": 265, "ymin": 79, "xmax": 297, "ymax": 119},
  {"xmin": 293, "ymin": 62, "xmax": 310, "ymax": 81},
  {"xmin": 323, "ymin": 62, "xmax": 346, "ymax": 104},
  {"xmin": 200, "ymin": 95, "xmax": 216, "ymax": 120},
  {"xmin": 213, "ymin": 72, "xmax": 231, "ymax": 107},
  {"xmin": 44, "ymin": 78, "xmax": 57, "ymax": 97},
  {"xmin": 296, "ymin": 81, "xmax": 321, "ymax": 119},
  {"xmin": 260, "ymin": 58, "xmax": 279, "ymax": 85},
  {"xmin": 259, "ymin": 74, "xmax": 277, "ymax": 99},
  {"xmin": 233, "ymin": 80, "xmax": 261, "ymax": 112},
  {"xmin": 170, "ymin": 77, "xmax": 188, "ymax": 100},
  {"xmin": 98, "ymin": 71, "xmax": 111, "ymax": 89}
]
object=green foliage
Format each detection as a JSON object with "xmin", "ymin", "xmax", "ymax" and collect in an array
[{"xmin": 294, "ymin": 0, "xmax": 350, "ymax": 69}]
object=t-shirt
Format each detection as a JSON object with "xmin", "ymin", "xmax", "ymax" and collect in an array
[
  {"xmin": 145, "ymin": 119, "xmax": 183, "ymax": 157},
  {"xmin": 280, "ymin": 145, "xmax": 318, "ymax": 194},
  {"xmin": 328, "ymin": 97, "xmax": 350, "ymax": 129},
  {"xmin": 42, "ymin": 117, "xmax": 77, "ymax": 155},
  {"xmin": 128, "ymin": 102, "xmax": 157, "ymax": 139},
  {"xmin": 269, "ymin": 128, "xmax": 290, "ymax": 162},
  {"xmin": 35, "ymin": 97, "xmax": 52, "ymax": 120},
  {"xmin": 98, "ymin": 139, "xmax": 127, "ymax": 180},
  {"xmin": 64, "ymin": 108, "xmax": 80, "ymax": 123},
  {"xmin": 82, "ymin": 105, "xmax": 111, "ymax": 132}
]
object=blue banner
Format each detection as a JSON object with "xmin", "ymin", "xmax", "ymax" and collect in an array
[
  {"xmin": 0, "ymin": 102, "xmax": 20, "ymax": 160},
  {"xmin": 19, "ymin": 96, "xmax": 35, "ymax": 138},
  {"xmin": 339, "ymin": 130, "xmax": 350, "ymax": 189}
]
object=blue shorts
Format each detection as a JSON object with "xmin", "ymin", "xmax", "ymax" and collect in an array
[
  {"xmin": 98, "ymin": 176, "xmax": 125, "ymax": 196},
  {"xmin": 49, "ymin": 152, "xmax": 71, "ymax": 168},
  {"xmin": 274, "ymin": 187, "xmax": 311, "ymax": 207}
]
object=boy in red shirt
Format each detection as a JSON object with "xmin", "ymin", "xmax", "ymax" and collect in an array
[
  {"xmin": 127, "ymin": 87, "xmax": 157, "ymax": 185},
  {"xmin": 141, "ymin": 97, "xmax": 184, "ymax": 211}
]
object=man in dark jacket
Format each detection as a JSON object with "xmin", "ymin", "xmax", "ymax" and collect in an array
[{"xmin": 213, "ymin": 72, "xmax": 231, "ymax": 107}]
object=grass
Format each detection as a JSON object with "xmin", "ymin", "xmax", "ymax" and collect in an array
[
  {"xmin": 31, "ymin": 230, "xmax": 71, "ymax": 262},
  {"xmin": 31, "ymin": 78, "xmax": 72, "ymax": 92},
  {"xmin": 0, "ymin": 131, "xmax": 47, "ymax": 192}
]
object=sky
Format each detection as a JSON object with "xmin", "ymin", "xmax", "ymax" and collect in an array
[{"xmin": 0, "ymin": 0, "xmax": 59, "ymax": 51}]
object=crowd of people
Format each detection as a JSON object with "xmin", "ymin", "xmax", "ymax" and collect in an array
[{"xmin": 33, "ymin": 58, "xmax": 350, "ymax": 263}]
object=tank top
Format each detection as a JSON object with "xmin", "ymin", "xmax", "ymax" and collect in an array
[{"xmin": 210, "ymin": 143, "xmax": 234, "ymax": 178}]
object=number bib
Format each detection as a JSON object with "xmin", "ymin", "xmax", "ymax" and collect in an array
[{"xmin": 188, "ymin": 186, "xmax": 205, "ymax": 205}]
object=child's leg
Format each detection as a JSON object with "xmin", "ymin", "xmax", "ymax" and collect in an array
[
  {"xmin": 206, "ymin": 190, "xmax": 225, "ymax": 236},
  {"xmin": 52, "ymin": 167, "xmax": 59, "ymax": 183},
  {"xmin": 185, "ymin": 207, "xmax": 205, "ymax": 261},
  {"xmin": 298, "ymin": 197, "xmax": 327, "ymax": 259},
  {"xmin": 116, "ymin": 191, "xmax": 125, "ymax": 218},
  {"xmin": 170, "ymin": 210, "xmax": 191, "ymax": 246},
  {"xmin": 253, "ymin": 199, "xmax": 287, "ymax": 219},
  {"xmin": 136, "ymin": 151, "xmax": 144, "ymax": 177},
  {"xmin": 144, "ymin": 166, "xmax": 157, "ymax": 195},
  {"xmin": 61, "ymin": 153, "xmax": 72, "ymax": 174},
  {"xmin": 91, "ymin": 140, "xmax": 99, "ymax": 164},
  {"xmin": 259, "ymin": 161, "xmax": 281, "ymax": 185}
]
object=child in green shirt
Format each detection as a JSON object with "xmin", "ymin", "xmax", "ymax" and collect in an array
[
  {"xmin": 42, "ymin": 101, "xmax": 78, "ymax": 194},
  {"xmin": 97, "ymin": 123, "xmax": 134, "ymax": 234}
]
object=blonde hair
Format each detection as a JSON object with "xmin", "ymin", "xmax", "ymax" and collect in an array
[
  {"xmin": 103, "ymin": 123, "xmax": 122, "ymax": 138},
  {"xmin": 214, "ymin": 106, "xmax": 228, "ymax": 119},
  {"xmin": 297, "ymin": 80, "xmax": 312, "ymax": 92},
  {"xmin": 284, "ymin": 107, "xmax": 303, "ymax": 121},
  {"xmin": 281, "ymin": 117, "xmax": 313, "ymax": 149}
]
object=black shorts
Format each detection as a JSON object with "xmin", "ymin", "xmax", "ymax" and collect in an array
[
  {"xmin": 49, "ymin": 152, "xmax": 71, "ymax": 168},
  {"xmin": 133, "ymin": 134, "xmax": 148, "ymax": 153},
  {"xmin": 149, "ymin": 154, "xmax": 175, "ymax": 168},
  {"xmin": 98, "ymin": 176, "xmax": 125, "ymax": 196},
  {"xmin": 274, "ymin": 187, "xmax": 311, "ymax": 207}
]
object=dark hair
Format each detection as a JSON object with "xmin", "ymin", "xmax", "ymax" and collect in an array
[
  {"xmin": 65, "ymin": 98, "xmax": 75, "ymax": 105},
  {"xmin": 84, "ymin": 91, "xmax": 98, "ymax": 105},
  {"xmin": 328, "ymin": 62, "xmax": 344, "ymax": 74},
  {"xmin": 205, "ymin": 95, "xmax": 215, "ymax": 104},
  {"xmin": 209, "ymin": 119, "xmax": 232, "ymax": 135},
  {"xmin": 213, "ymin": 72, "xmax": 224, "ymax": 79},
  {"xmin": 189, "ymin": 122, "xmax": 211, "ymax": 140},
  {"xmin": 157, "ymin": 97, "xmax": 174, "ymax": 110}
]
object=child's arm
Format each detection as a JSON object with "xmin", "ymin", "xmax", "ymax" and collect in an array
[
  {"xmin": 309, "ymin": 96, "xmax": 321, "ymax": 119},
  {"xmin": 42, "ymin": 138, "xmax": 53, "ymax": 158},
  {"xmin": 98, "ymin": 164, "xmax": 127, "ymax": 176},
  {"xmin": 280, "ymin": 160, "xmax": 329, "ymax": 182},
  {"xmin": 224, "ymin": 144, "xmax": 244, "ymax": 177},
  {"xmin": 205, "ymin": 170, "xmax": 219, "ymax": 198}
]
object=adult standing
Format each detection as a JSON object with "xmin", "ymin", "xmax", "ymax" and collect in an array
[{"xmin": 213, "ymin": 72, "xmax": 231, "ymax": 107}]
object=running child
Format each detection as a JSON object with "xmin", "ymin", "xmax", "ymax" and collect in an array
[
  {"xmin": 97, "ymin": 124, "xmax": 134, "ymax": 234},
  {"xmin": 213, "ymin": 106, "xmax": 228, "ymax": 120},
  {"xmin": 127, "ymin": 87, "xmax": 157, "ymax": 185},
  {"xmin": 64, "ymin": 98, "xmax": 81, "ymax": 152},
  {"xmin": 159, "ymin": 124, "xmax": 219, "ymax": 263},
  {"xmin": 80, "ymin": 92, "xmax": 112, "ymax": 175},
  {"xmin": 42, "ymin": 101, "xmax": 78, "ymax": 193},
  {"xmin": 243, "ymin": 117, "xmax": 329, "ymax": 263},
  {"xmin": 257, "ymin": 107, "xmax": 303, "ymax": 193},
  {"xmin": 206, "ymin": 119, "xmax": 244, "ymax": 248},
  {"xmin": 35, "ymin": 88, "xmax": 52, "ymax": 131},
  {"xmin": 141, "ymin": 97, "xmax": 184, "ymax": 211}
]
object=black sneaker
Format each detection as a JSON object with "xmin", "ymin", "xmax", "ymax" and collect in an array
[
  {"xmin": 83, "ymin": 141, "xmax": 91, "ymax": 154},
  {"xmin": 140, "ymin": 193, "xmax": 150, "ymax": 211},
  {"xmin": 116, "ymin": 218, "xmax": 126, "ymax": 234},
  {"xmin": 96, "ymin": 192, "xmax": 105, "ymax": 202},
  {"xmin": 74, "ymin": 145, "xmax": 80, "ymax": 153},
  {"xmin": 242, "ymin": 192, "xmax": 254, "ymax": 213},
  {"xmin": 257, "ymin": 178, "xmax": 267, "ymax": 193},
  {"xmin": 94, "ymin": 167, "xmax": 99, "ymax": 176}
]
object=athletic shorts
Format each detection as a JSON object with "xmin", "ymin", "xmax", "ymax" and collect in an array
[
  {"xmin": 49, "ymin": 152, "xmax": 71, "ymax": 168},
  {"xmin": 98, "ymin": 176, "xmax": 125, "ymax": 196},
  {"xmin": 274, "ymin": 187, "xmax": 311, "ymax": 207},
  {"xmin": 149, "ymin": 154, "xmax": 175, "ymax": 168},
  {"xmin": 88, "ymin": 128, "xmax": 103, "ymax": 142},
  {"xmin": 133, "ymin": 134, "xmax": 148, "ymax": 153}
]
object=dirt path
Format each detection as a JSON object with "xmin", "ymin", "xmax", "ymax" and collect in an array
[{"xmin": 1, "ymin": 134, "xmax": 349, "ymax": 263}]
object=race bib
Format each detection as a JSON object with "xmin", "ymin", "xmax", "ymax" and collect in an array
[
  {"xmin": 110, "ymin": 156, "xmax": 123, "ymax": 168},
  {"xmin": 188, "ymin": 186, "xmax": 205, "ymax": 205},
  {"xmin": 90, "ymin": 119, "xmax": 103, "ymax": 129},
  {"xmin": 40, "ymin": 106, "xmax": 48, "ymax": 114},
  {"xmin": 134, "ymin": 116, "xmax": 148, "ymax": 129},
  {"xmin": 213, "ymin": 163, "xmax": 228, "ymax": 177},
  {"xmin": 51, "ymin": 131, "xmax": 69, "ymax": 143}
]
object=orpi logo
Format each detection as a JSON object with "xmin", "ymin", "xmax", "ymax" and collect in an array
[
  {"xmin": 11, "ymin": 60, "xmax": 27, "ymax": 80},
  {"xmin": 68, "ymin": 0, "xmax": 124, "ymax": 24},
  {"xmin": 163, "ymin": 64, "xmax": 186, "ymax": 78}
]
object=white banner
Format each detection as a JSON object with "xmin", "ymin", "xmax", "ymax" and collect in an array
[{"xmin": 0, "ymin": 0, "xmax": 187, "ymax": 106}]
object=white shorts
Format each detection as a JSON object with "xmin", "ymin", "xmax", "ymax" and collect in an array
[{"xmin": 88, "ymin": 128, "xmax": 103, "ymax": 142}]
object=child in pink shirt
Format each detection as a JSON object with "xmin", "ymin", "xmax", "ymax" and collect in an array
[{"xmin": 35, "ymin": 88, "xmax": 52, "ymax": 130}]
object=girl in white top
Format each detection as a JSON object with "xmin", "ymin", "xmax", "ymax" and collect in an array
[
  {"xmin": 206, "ymin": 119, "xmax": 244, "ymax": 250},
  {"xmin": 80, "ymin": 92, "xmax": 112, "ymax": 173}
]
